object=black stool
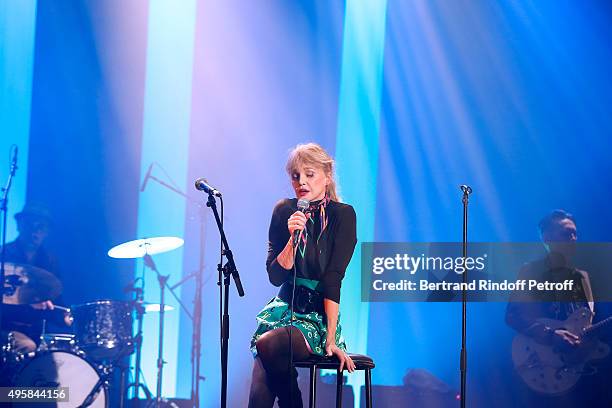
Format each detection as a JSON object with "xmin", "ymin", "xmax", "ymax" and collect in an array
[{"xmin": 294, "ymin": 353, "xmax": 375, "ymax": 408}]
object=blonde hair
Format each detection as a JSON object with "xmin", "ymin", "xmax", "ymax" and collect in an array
[{"xmin": 285, "ymin": 143, "xmax": 341, "ymax": 202}]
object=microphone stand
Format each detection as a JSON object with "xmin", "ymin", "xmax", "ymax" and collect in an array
[
  {"xmin": 0, "ymin": 145, "xmax": 18, "ymax": 332},
  {"xmin": 459, "ymin": 185, "xmax": 472, "ymax": 408},
  {"xmin": 141, "ymin": 168, "xmax": 205, "ymax": 408},
  {"xmin": 202, "ymin": 192, "xmax": 244, "ymax": 408}
]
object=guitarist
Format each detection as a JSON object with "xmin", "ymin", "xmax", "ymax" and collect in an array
[
  {"xmin": 505, "ymin": 209, "xmax": 604, "ymax": 407},
  {"xmin": 506, "ymin": 209, "xmax": 593, "ymax": 346}
]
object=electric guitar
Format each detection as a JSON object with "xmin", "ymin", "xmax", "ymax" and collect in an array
[{"xmin": 512, "ymin": 307, "xmax": 612, "ymax": 395}]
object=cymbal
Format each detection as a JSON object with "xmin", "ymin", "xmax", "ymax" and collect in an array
[
  {"xmin": 144, "ymin": 303, "xmax": 175, "ymax": 313},
  {"xmin": 2, "ymin": 263, "xmax": 62, "ymax": 305},
  {"xmin": 108, "ymin": 236, "xmax": 184, "ymax": 259}
]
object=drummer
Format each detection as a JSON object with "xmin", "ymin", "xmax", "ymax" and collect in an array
[{"xmin": 1, "ymin": 203, "xmax": 70, "ymax": 353}]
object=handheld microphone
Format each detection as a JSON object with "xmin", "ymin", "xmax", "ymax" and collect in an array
[
  {"xmin": 194, "ymin": 178, "xmax": 222, "ymax": 197},
  {"xmin": 140, "ymin": 163, "xmax": 153, "ymax": 192},
  {"xmin": 292, "ymin": 199, "xmax": 310, "ymax": 246}
]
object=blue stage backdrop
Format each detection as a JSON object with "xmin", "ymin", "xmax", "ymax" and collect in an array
[{"xmin": 2, "ymin": 0, "xmax": 611, "ymax": 407}]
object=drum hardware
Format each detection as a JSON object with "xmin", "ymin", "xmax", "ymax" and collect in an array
[
  {"xmin": 37, "ymin": 318, "xmax": 49, "ymax": 352},
  {"xmin": 77, "ymin": 361, "xmax": 116, "ymax": 408},
  {"xmin": 38, "ymin": 317, "xmax": 80, "ymax": 355},
  {"xmin": 111, "ymin": 239, "xmax": 190, "ymax": 319},
  {"xmin": 125, "ymin": 286, "xmax": 154, "ymax": 404},
  {"xmin": 108, "ymin": 236, "xmax": 185, "ymax": 407},
  {"xmin": 121, "ymin": 278, "xmax": 152, "ymax": 401},
  {"xmin": 79, "ymin": 349, "xmax": 139, "ymax": 408},
  {"xmin": 40, "ymin": 333, "xmax": 80, "ymax": 354},
  {"xmin": 146, "ymin": 254, "xmax": 171, "ymax": 408},
  {"xmin": 1, "ymin": 331, "xmax": 26, "ymax": 366},
  {"xmin": 1, "ymin": 332, "xmax": 12, "ymax": 363}
]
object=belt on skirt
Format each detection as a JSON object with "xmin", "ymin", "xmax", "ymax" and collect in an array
[{"xmin": 278, "ymin": 281, "xmax": 324, "ymax": 315}]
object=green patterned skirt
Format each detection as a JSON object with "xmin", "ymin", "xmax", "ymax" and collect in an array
[{"xmin": 250, "ymin": 278, "xmax": 346, "ymax": 357}]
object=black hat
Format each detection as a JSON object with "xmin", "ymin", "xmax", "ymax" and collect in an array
[{"xmin": 14, "ymin": 203, "xmax": 52, "ymax": 222}]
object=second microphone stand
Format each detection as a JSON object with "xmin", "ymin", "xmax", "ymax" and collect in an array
[
  {"xmin": 143, "ymin": 170, "xmax": 205, "ymax": 407},
  {"xmin": 459, "ymin": 184, "xmax": 472, "ymax": 408}
]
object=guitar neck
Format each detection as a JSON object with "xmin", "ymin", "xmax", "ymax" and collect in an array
[{"xmin": 584, "ymin": 315, "xmax": 612, "ymax": 337}]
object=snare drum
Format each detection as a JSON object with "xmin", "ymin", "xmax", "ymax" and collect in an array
[
  {"xmin": 71, "ymin": 300, "xmax": 133, "ymax": 361},
  {"xmin": 13, "ymin": 350, "xmax": 108, "ymax": 407}
]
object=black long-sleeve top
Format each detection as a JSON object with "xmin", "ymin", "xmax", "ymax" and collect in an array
[
  {"xmin": 505, "ymin": 257, "xmax": 593, "ymax": 342},
  {"xmin": 266, "ymin": 198, "xmax": 357, "ymax": 303}
]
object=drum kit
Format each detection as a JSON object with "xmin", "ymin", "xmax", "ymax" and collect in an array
[{"xmin": 1, "ymin": 236, "xmax": 183, "ymax": 408}]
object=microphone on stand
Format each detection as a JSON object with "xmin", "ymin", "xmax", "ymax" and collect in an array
[
  {"xmin": 460, "ymin": 185, "xmax": 473, "ymax": 195},
  {"xmin": 292, "ymin": 199, "xmax": 310, "ymax": 247},
  {"xmin": 194, "ymin": 178, "xmax": 222, "ymax": 197},
  {"xmin": 11, "ymin": 146, "xmax": 18, "ymax": 169},
  {"xmin": 140, "ymin": 163, "xmax": 154, "ymax": 192}
]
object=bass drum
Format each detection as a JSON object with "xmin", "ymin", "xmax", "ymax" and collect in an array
[{"xmin": 13, "ymin": 350, "xmax": 107, "ymax": 407}]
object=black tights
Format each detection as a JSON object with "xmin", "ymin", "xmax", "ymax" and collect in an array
[{"xmin": 248, "ymin": 326, "xmax": 311, "ymax": 408}]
